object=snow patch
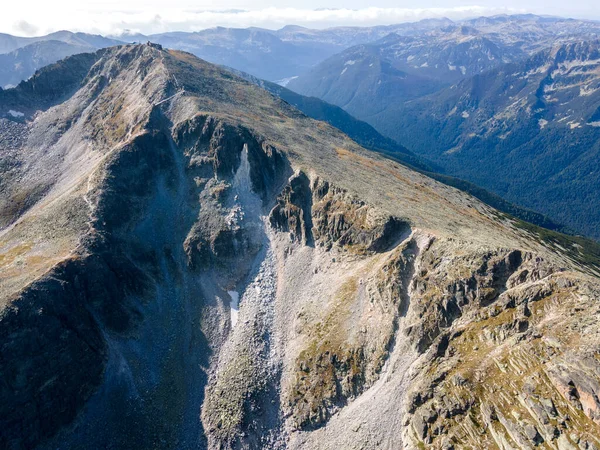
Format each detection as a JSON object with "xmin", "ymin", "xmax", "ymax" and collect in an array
[
  {"xmin": 538, "ymin": 119, "xmax": 548, "ymax": 129},
  {"xmin": 588, "ymin": 121, "xmax": 600, "ymax": 127},
  {"xmin": 420, "ymin": 62, "xmax": 429, "ymax": 68},
  {"xmin": 460, "ymin": 66, "xmax": 467, "ymax": 75},
  {"xmin": 344, "ymin": 60, "xmax": 356, "ymax": 66},
  {"xmin": 448, "ymin": 64, "xmax": 457, "ymax": 71},
  {"xmin": 407, "ymin": 55, "xmax": 415, "ymax": 62},
  {"xmin": 340, "ymin": 67, "xmax": 348, "ymax": 75},
  {"xmin": 8, "ymin": 110, "xmax": 24, "ymax": 118},
  {"xmin": 569, "ymin": 122, "xmax": 581, "ymax": 129},
  {"xmin": 228, "ymin": 291, "xmax": 240, "ymax": 327},
  {"xmin": 461, "ymin": 111, "xmax": 470, "ymax": 118},
  {"xmin": 276, "ymin": 76, "xmax": 298, "ymax": 87}
]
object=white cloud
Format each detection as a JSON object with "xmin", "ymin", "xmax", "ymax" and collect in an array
[{"xmin": 0, "ymin": 6, "xmax": 528, "ymax": 36}]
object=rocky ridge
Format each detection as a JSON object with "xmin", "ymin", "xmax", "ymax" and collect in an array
[{"xmin": 0, "ymin": 44, "xmax": 599, "ymax": 450}]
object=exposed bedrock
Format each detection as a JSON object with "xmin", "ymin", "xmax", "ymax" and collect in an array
[{"xmin": 1, "ymin": 111, "xmax": 289, "ymax": 449}]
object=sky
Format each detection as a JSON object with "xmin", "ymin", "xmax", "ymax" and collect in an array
[{"xmin": 1, "ymin": 0, "xmax": 599, "ymax": 37}]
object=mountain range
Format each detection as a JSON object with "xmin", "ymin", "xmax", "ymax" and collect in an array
[
  {"xmin": 5, "ymin": 14, "xmax": 600, "ymax": 88},
  {"xmin": 381, "ymin": 40, "xmax": 600, "ymax": 240},
  {"xmin": 2, "ymin": 42, "xmax": 600, "ymax": 450},
  {"xmin": 285, "ymin": 18, "xmax": 600, "ymax": 240}
]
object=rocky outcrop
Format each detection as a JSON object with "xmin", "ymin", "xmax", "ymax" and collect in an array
[
  {"xmin": 286, "ymin": 238, "xmax": 417, "ymax": 430},
  {"xmin": 310, "ymin": 178, "xmax": 409, "ymax": 254},
  {"xmin": 270, "ymin": 174, "xmax": 409, "ymax": 253},
  {"xmin": 400, "ymin": 252, "xmax": 600, "ymax": 449},
  {"xmin": 175, "ymin": 114, "xmax": 287, "ymax": 269},
  {"xmin": 269, "ymin": 171, "xmax": 314, "ymax": 245}
]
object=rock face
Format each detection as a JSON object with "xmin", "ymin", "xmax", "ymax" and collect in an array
[{"xmin": 1, "ymin": 44, "xmax": 600, "ymax": 450}]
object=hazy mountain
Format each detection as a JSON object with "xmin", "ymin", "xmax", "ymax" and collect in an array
[
  {"xmin": 2, "ymin": 14, "xmax": 597, "ymax": 86},
  {"xmin": 286, "ymin": 17, "xmax": 589, "ymax": 116},
  {"xmin": 286, "ymin": 41, "xmax": 443, "ymax": 118},
  {"xmin": 118, "ymin": 27, "xmax": 340, "ymax": 81},
  {"xmin": 381, "ymin": 40, "xmax": 600, "ymax": 240},
  {"xmin": 0, "ymin": 30, "xmax": 123, "ymax": 54},
  {"xmin": 460, "ymin": 13, "xmax": 600, "ymax": 53},
  {"xmin": 0, "ymin": 40, "xmax": 92, "ymax": 88},
  {"xmin": 113, "ymin": 18, "xmax": 460, "ymax": 81},
  {"xmin": 0, "ymin": 31, "xmax": 123, "ymax": 88},
  {"xmin": 109, "ymin": 15, "xmax": 599, "ymax": 82},
  {"xmin": 1, "ymin": 44, "xmax": 600, "ymax": 450}
]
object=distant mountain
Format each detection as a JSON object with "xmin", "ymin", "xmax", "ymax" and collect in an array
[
  {"xmin": 286, "ymin": 30, "xmax": 522, "ymax": 121},
  {"xmin": 0, "ymin": 31, "xmax": 122, "ymax": 54},
  {"xmin": 287, "ymin": 42, "xmax": 443, "ymax": 118},
  {"xmin": 113, "ymin": 19, "xmax": 462, "ymax": 82},
  {"xmin": 286, "ymin": 13, "xmax": 600, "ymax": 113},
  {"xmin": 2, "ymin": 14, "xmax": 597, "ymax": 85},
  {"xmin": 0, "ymin": 40, "xmax": 91, "ymax": 88},
  {"xmin": 382, "ymin": 40, "xmax": 600, "ymax": 239},
  {"xmin": 118, "ymin": 27, "xmax": 341, "ymax": 81},
  {"xmin": 0, "ymin": 31, "xmax": 123, "ymax": 88},
  {"xmin": 116, "ymin": 15, "xmax": 600, "ymax": 81},
  {"xmin": 460, "ymin": 14, "xmax": 600, "ymax": 54},
  {"xmin": 287, "ymin": 14, "xmax": 600, "ymax": 117}
]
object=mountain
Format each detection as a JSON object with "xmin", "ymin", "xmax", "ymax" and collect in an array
[
  {"xmin": 286, "ymin": 19, "xmax": 570, "ymax": 119},
  {"xmin": 460, "ymin": 14, "xmax": 600, "ymax": 53},
  {"xmin": 286, "ymin": 15, "xmax": 600, "ymax": 123},
  {"xmin": 0, "ymin": 40, "xmax": 92, "ymax": 88},
  {"xmin": 0, "ymin": 32, "xmax": 123, "ymax": 88},
  {"xmin": 115, "ymin": 15, "xmax": 600, "ymax": 82},
  {"xmin": 119, "ymin": 27, "xmax": 341, "ymax": 81},
  {"xmin": 285, "ymin": 26, "xmax": 530, "ymax": 123},
  {"xmin": 2, "ymin": 44, "xmax": 600, "ymax": 450},
  {"xmin": 228, "ymin": 68, "xmax": 433, "ymax": 171},
  {"xmin": 2, "ymin": 14, "xmax": 597, "ymax": 87},
  {"xmin": 288, "ymin": 42, "xmax": 444, "ymax": 118},
  {"xmin": 0, "ymin": 31, "xmax": 122, "ymax": 54},
  {"xmin": 114, "ymin": 19, "xmax": 461, "ymax": 81},
  {"xmin": 381, "ymin": 40, "xmax": 600, "ymax": 240}
]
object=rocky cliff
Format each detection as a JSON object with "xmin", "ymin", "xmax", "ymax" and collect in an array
[{"xmin": 1, "ymin": 44, "xmax": 599, "ymax": 450}]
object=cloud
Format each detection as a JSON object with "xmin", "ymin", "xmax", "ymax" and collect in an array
[
  {"xmin": 0, "ymin": 5, "xmax": 532, "ymax": 36},
  {"xmin": 14, "ymin": 20, "xmax": 40, "ymax": 36}
]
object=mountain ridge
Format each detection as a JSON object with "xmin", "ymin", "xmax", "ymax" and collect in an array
[{"xmin": 1, "ymin": 44, "xmax": 600, "ymax": 450}]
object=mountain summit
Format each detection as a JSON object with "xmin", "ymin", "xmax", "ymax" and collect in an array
[{"xmin": 1, "ymin": 44, "xmax": 600, "ymax": 450}]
